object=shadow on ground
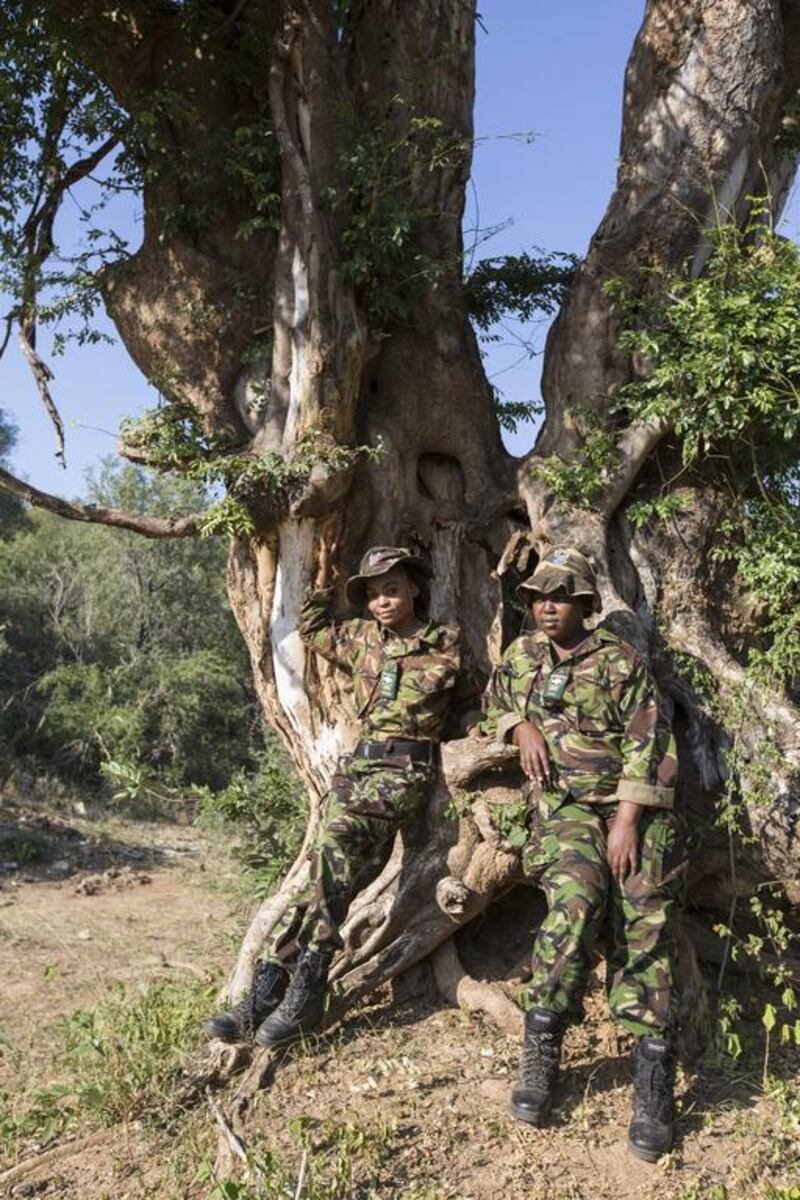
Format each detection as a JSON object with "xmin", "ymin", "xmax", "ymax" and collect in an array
[{"xmin": 0, "ymin": 798, "xmax": 182, "ymax": 884}]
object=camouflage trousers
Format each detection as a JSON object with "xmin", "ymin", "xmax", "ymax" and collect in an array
[
  {"xmin": 266, "ymin": 755, "xmax": 434, "ymax": 966},
  {"xmin": 523, "ymin": 799, "xmax": 684, "ymax": 1039}
]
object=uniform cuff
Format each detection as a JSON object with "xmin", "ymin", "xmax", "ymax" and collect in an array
[
  {"xmin": 615, "ymin": 780, "xmax": 674, "ymax": 809},
  {"xmin": 495, "ymin": 712, "xmax": 525, "ymax": 744}
]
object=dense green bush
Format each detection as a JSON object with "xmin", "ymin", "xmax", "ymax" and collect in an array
[
  {"xmin": 0, "ymin": 458, "xmax": 259, "ymax": 788},
  {"xmin": 198, "ymin": 741, "xmax": 307, "ymax": 893}
]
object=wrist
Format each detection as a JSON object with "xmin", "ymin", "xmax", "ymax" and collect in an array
[{"xmin": 615, "ymin": 800, "xmax": 641, "ymax": 825}]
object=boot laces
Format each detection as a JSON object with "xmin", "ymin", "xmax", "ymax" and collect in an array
[
  {"xmin": 232, "ymin": 962, "xmax": 283, "ymax": 1033},
  {"xmin": 282, "ymin": 951, "xmax": 329, "ymax": 1020},
  {"xmin": 518, "ymin": 1031, "xmax": 561, "ymax": 1091},
  {"xmin": 633, "ymin": 1045, "xmax": 674, "ymax": 1122}
]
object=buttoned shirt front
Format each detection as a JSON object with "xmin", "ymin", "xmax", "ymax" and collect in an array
[
  {"xmin": 482, "ymin": 627, "xmax": 677, "ymax": 808},
  {"xmin": 299, "ymin": 589, "xmax": 465, "ymax": 741}
]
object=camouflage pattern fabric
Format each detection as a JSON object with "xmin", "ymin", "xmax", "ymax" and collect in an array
[
  {"xmin": 524, "ymin": 798, "xmax": 683, "ymax": 1038},
  {"xmin": 482, "ymin": 627, "xmax": 677, "ymax": 809},
  {"xmin": 266, "ymin": 756, "xmax": 433, "ymax": 962},
  {"xmin": 300, "ymin": 589, "xmax": 471, "ymax": 740},
  {"xmin": 517, "ymin": 546, "xmax": 601, "ymax": 611}
]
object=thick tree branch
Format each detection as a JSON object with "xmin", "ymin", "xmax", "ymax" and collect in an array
[
  {"xmin": 595, "ymin": 415, "xmax": 671, "ymax": 519},
  {"xmin": 0, "ymin": 467, "xmax": 207, "ymax": 538},
  {"xmin": 534, "ymin": 0, "xmax": 800, "ymax": 472},
  {"xmin": 17, "ymin": 332, "xmax": 66, "ymax": 467}
]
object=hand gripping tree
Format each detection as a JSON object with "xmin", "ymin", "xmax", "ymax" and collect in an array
[{"xmin": 2, "ymin": 0, "xmax": 799, "ymax": 1036}]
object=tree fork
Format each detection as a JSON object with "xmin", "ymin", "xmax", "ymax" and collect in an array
[{"xmin": 11, "ymin": 3, "xmax": 799, "ymax": 1117}]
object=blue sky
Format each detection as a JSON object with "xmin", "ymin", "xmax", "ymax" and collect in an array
[{"xmin": 3, "ymin": 1, "xmax": 798, "ymax": 494}]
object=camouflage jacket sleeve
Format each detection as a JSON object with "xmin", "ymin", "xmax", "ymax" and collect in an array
[
  {"xmin": 481, "ymin": 641, "xmax": 529, "ymax": 744},
  {"xmin": 298, "ymin": 587, "xmax": 360, "ymax": 673},
  {"xmin": 613, "ymin": 655, "xmax": 678, "ymax": 808}
]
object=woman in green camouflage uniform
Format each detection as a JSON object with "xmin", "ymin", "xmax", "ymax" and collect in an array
[
  {"xmin": 207, "ymin": 543, "xmax": 469, "ymax": 1047},
  {"xmin": 482, "ymin": 548, "xmax": 683, "ymax": 1162}
]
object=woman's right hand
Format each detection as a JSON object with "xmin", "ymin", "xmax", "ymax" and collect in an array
[
  {"xmin": 512, "ymin": 721, "xmax": 551, "ymax": 786},
  {"xmin": 315, "ymin": 530, "xmax": 338, "ymax": 590}
]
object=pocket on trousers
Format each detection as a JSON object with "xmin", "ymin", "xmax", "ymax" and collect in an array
[{"xmin": 629, "ymin": 810, "xmax": 684, "ymax": 899}]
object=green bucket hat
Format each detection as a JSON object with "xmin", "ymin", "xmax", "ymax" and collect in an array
[
  {"xmin": 345, "ymin": 545, "xmax": 432, "ymax": 607},
  {"xmin": 517, "ymin": 547, "xmax": 601, "ymax": 612}
]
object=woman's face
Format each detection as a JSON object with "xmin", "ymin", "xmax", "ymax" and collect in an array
[
  {"xmin": 366, "ymin": 567, "xmax": 419, "ymax": 631},
  {"xmin": 531, "ymin": 588, "xmax": 589, "ymax": 644}
]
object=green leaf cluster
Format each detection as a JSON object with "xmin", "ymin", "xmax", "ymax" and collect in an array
[
  {"xmin": 609, "ymin": 209, "xmax": 800, "ymax": 694},
  {"xmin": 529, "ymin": 420, "xmax": 618, "ymax": 508},
  {"xmin": 0, "ymin": 460, "xmax": 258, "ymax": 789},
  {"xmin": 328, "ymin": 98, "xmax": 467, "ymax": 325},
  {"xmin": 121, "ymin": 408, "xmax": 384, "ymax": 538},
  {"xmin": 609, "ymin": 218, "xmax": 800, "ymax": 472},
  {"xmin": 465, "ymin": 249, "xmax": 576, "ymax": 333},
  {"xmin": 197, "ymin": 742, "xmax": 307, "ymax": 896}
]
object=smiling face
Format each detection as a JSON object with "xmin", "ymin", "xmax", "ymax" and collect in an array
[
  {"xmin": 365, "ymin": 566, "xmax": 420, "ymax": 634},
  {"xmin": 531, "ymin": 588, "xmax": 591, "ymax": 647}
]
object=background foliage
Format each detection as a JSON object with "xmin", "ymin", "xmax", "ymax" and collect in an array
[{"xmin": 0, "ymin": 450, "xmax": 256, "ymax": 789}]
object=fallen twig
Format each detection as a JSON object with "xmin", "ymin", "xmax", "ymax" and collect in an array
[
  {"xmin": 293, "ymin": 1148, "xmax": 308, "ymax": 1200},
  {"xmin": 0, "ymin": 1128, "xmax": 110, "ymax": 1188},
  {"xmin": 206, "ymin": 1087, "xmax": 247, "ymax": 1165}
]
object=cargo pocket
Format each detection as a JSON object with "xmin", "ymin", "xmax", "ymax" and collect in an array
[
  {"xmin": 627, "ymin": 809, "xmax": 684, "ymax": 900},
  {"xmin": 522, "ymin": 819, "xmax": 561, "ymax": 878}
]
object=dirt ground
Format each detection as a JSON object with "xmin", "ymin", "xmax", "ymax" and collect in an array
[{"xmin": 0, "ymin": 794, "xmax": 797, "ymax": 1200}]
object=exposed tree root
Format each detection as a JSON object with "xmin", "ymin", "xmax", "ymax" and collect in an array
[
  {"xmin": 432, "ymin": 938, "xmax": 523, "ymax": 1037},
  {"xmin": 0, "ymin": 1129, "xmax": 111, "ymax": 1189}
]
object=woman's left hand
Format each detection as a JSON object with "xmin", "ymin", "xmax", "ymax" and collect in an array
[{"xmin": 606, "ymin": 801, "xmax": 641, "ymax": 881}]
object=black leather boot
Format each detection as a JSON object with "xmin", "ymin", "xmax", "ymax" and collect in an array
[
  {"xmin": 509, "ymin": 1008, "xmax": 564, "ymax": 1125},
  {"xmin": 628, "ymin": 1035, "xmax": 676, "ymax": 1162},
  {"xmin": 204, "ymin": 960, "xmax": 288, "ymax": 1043},
  {"xmin": 254, "ymin": 946, "xmax": 333, "ymax": 1047}
]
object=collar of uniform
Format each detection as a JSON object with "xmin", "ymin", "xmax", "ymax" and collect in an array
[
  {"xmin": 533, "ymin": 625, "xmax": 611, "ymax": 664},
  {"xmin": 378, "ymin": 619, "xmax": 437, "ymax": 654}
]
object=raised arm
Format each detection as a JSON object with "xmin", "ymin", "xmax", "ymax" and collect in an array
[{"xmin": 299, "ymin": 535, "xmax": 360, "ymax": 672}]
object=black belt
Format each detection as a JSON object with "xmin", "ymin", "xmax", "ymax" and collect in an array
[{"xmin": 353, "ymin": 738, "xmax": 438, "ymax": 765}]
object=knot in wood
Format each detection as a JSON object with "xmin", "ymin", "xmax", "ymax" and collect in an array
[{"xmin": 436, "ymin": 875, "xmax": 474, "ymax": 916}]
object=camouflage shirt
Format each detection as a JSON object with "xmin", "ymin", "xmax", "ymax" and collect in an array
[
  {"xmin": 299, "ymin": 589, "xmax": 468, "ymax": 741},
  {"xmin": 482, "ymin": 627, "xmax": 677, "ymax": 808}
]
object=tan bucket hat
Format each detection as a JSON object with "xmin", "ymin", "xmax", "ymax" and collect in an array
[
  {"xmin": 345, "ymin": 545, "xmax": 432, "ymax": 607},
  {"xmin": 517, "ymin": 547, "xmax": 601, "ymax": 612}
]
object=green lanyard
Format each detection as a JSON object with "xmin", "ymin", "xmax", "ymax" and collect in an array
[
  {"xmin": 379, "ymin": 660, "xmax": 399, "ymax": 700},
  {"xmin": 542, "ymin": 663, "xmax": 571, "ymax": 709}
]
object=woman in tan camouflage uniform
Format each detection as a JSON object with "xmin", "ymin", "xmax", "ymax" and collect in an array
[
  {"xmin": 207, "ymin": 542, "xmax": 470, "ymax": 1047},
  {"xmin": 482, "ymin": 547, "xmax": 683, "ymax": 1163}
]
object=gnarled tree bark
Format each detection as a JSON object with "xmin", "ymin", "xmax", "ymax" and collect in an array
[{"xmin": 8, "ymin": 0, "xmax": 800, "ymax": 1064}]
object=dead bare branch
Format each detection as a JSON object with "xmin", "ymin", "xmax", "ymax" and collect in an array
[
  {"xmin": 17, "ymin": 330, "xmax": 66, "ymax": 466},
  {"xmin": 0, "ymin": 466, "xmax": 207, "ymax": 538}
]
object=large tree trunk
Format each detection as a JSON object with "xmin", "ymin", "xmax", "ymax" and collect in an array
[{"xmin": 28, "ymin": 0, "xmax": 800, "ymax": 1031}]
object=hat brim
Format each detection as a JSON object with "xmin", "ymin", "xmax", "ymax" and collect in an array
[
  {"xmin": 345, "ymin": 558, "xmax": 432, "ymax": 607},
  {"xmin": 516, "ymin": 579, "xmax": 601, "ymax": 613}
]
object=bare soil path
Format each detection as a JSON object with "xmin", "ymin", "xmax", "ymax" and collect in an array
[{"xmin": 0, "ymin": 795, "xmax": 797, "ymax": 1200}]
